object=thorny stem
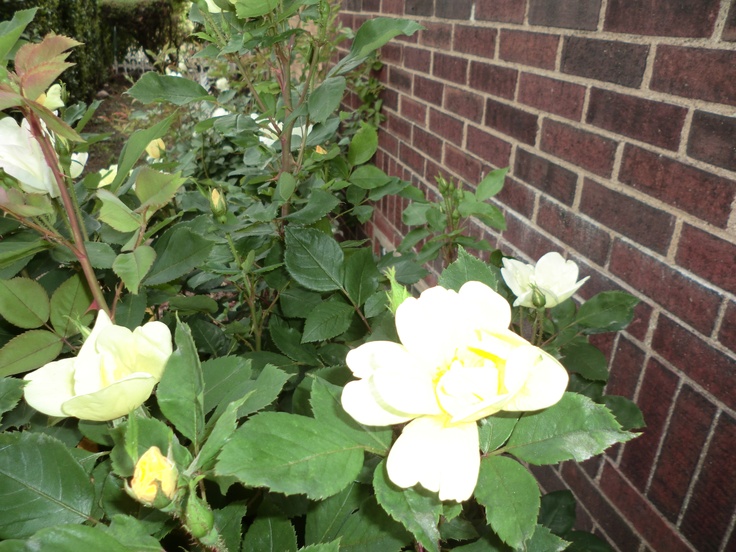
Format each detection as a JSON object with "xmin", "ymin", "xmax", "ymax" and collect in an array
[{"xmin": 25, "ymin": 110, "xmax": 111, "ymax": 317}]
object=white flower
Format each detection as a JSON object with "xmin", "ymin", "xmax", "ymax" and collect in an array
[
  {"xmin": 70, "ymin": 152, "xmax": 88, "ymax": 178},
  {"xmin": 215, "ymin": 77, "xmax": 230, "ymax": 92},
  {"xmin": 250, "ymin": 112, "xmax": 312, "ymax": 149},
  {"xmin": 98, "ymin": 164, "xmax": 118, "ymax": 187},
  {"xmin": 341, "ymin": 281, "xmax": 569, "ymax": 501},
  {"xmin": 211, "ymin": 107, "xmax": 229, "ymax": 118},
  {"xmin": 501, "ymin": 252, "xmax": 589, "ymax": 308},
  {"xmin": 23, "ymin": 311, "xmax": 172, "ymax": 421},
  {"xmin": 165, "ymin": 68, "xmax": 183, "ymax": 78},
  {"xmin": 0, "ymin": 117, "xmax": 58, "ymax": 197}
]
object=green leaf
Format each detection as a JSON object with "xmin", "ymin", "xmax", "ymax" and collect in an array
[
  {"xmin": 348, "ymin": 123, "xmax": 378, "ymax": 166},
  {"xmin": 332, "ymin": 17, "xmax": 424, "ymax": 75},
  {"xmin": 478, "ymin": 413, "xmax": 519, "ymax": 453},
  {"xmin": 97, "ymin": 189, "xmax": 142, "ymax": 233},
  {"xmin": 0, "ymin": 330, "xmax": 62, "ymax": 377},
  {"xmin": 344, "ymin": 248, "xmax": 380, "ymax": 307},
  {"xmin": 299, "ymin": 542, "xmax": 341, "ymax": 552},
  {"xmin": 157, "ymin": 319, "xmax": 204, "ymax": 447},
  {"xmin": 0, "ymin": 377, "xmax": 25, "ymax": 424},
  {"xmin": 242, "ymin": 516, "xmax": 297, "ymax": 552},
  {"xmin": 475, "ymin": 455, "xmax": 540, "ymax": 549},
  {"xmin": 49, "ymin": 274, "xmax": 94, "ymax": 337},
  {"xmin": 232, "ymin": 0, "xmax": 278, "ymax": 18},
  {"xmin": 196, "ymin": 397, "xmax": 246, "ymax": 472},
  {"xmin": 564, "ymin": 531, "xmax": 613, "ymax": 552},
  {"xmin": 284, "ymin": 188, "xmax": 340, "ymax": 225},
  {"xmin": 475, "ymin": 168, "xmax": 508, "ymax": 201},
  {"xmin": 275, "ymin": 172, "xmax": 297, "ymax": 202},
  {"xmin": 373, "ymin": 460, "xmax": 442, "ymax": 552},
  {"xmin": 0, "ymin": 239, "xmax": 48, "ymax": 270},
  {"xmin": 213, "ymin": 503, "xmax": 247, "ymax": 552},
  {"xmin": 602, "ymin": 395, "xmax": 646, "ymax": 431},
  {"xmin": 284, "ymin": 227, "xmax": 344, "ymax": 292},
  {"xmin": 438, "ymin": 247, "xmax": 502, "ymax": 292},
  {"xmin": 145, "ymin": 226, "xmax": 213, "ymax": 285},
  {"xmin": 202, "ymin": 356, "xmax": 252, "ymax": 414},
  {"xmin": 402, "ymin": 202, "xmax": 431, "ymax": 226},
  {"xmin": 0, "ymin": 432, "xmax": 94, "ymax": 539},
  {"xmin": 302, "ymin": 301, "xmax": 354, "ymax": 343},
  {"xmin": 112, "ymin": 245, "xmax": 156, "ymax": 295},
  {"xmin": 560, "ymin": 340, "xmax": 609, "ymax": 382},
  {"xmin": 0, "ymin": 277, "xmax": 49, "ymax": 328},
  {"xmin": 524, "ymin": 525, "xmax": 569, "ymax": 552},
  {"xmin": 127, "ymin": 72, "xmax": 212, "ymax": 105},
  {"xmin": 216, "ymin": 411, "xmax": 364, "ymax": 499},
  {"xmin": 0, "ymin": 9, "xmax": 36, "ymax": 64},
  {"xmin": 112, "ymin": 114, "xmax": 175, "ymax": 191},
  {"xmin": 309, "ymin": 77, "xmax": 347, "ymax": 124},
  {"xmin": 0, "ymin": 525, "xmax": 130, "ymax": 552},
  {"xmin": 503, "ymin": 393, "xmax": 637, "ymax": 465},
  {"xmin": 575, "ymin": 291, "xmax": 639, "ymax": 334},
  {"xmin": 538, "ymin": 490, "xmax": 576, "ymax": 537},
  {"xmin": 350, "ymin": 164, "xmax": 391, "ymax": 190},
  {"xmin": 309, "ymin": 378, "xmax": 391, "ymax": 454},
  {"xmin": 105, "ymin": 515, "xmax": 164, "ymax": 551},
  {"xmin": 134, "ymin": 168, "xmax": 187, "ymax": 212}
]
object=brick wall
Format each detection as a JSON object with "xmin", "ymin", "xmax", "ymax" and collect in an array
[{"xmin": 339, "ymin": 1, "xmax": 736, "ymax": 551}]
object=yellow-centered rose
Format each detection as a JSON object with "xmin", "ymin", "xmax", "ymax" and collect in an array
[
  {"xmin": 23, "ymin": 310, "xmax": 172, "ymax": 421},
  {"xmin": 130, "ymin": 446, "xmax": 178, "ymax": 505},
  {"xmin": 341, "ymin": 281, "xmax": 568, "ymax": 501}
]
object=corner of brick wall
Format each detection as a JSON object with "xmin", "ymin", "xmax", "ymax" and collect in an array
[{"xmin": 339, "ymin": 1, "xmax": 736, "ymax": 551}]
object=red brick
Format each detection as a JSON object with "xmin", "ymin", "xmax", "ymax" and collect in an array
[
  {"xmin": 485, "ymin": 99, "xmax": 538, "ymax": 145},
  {"xmin": 386, "ymin": 111, "xmax": 411, "ymax": 141},
  {"xmin": 502, "ymin": 214, "xmax": 558, "ymax": 262},
  {"xmin": 381, "ymin": 0, "xmax": 403, "ymax": 15},
  {"xmin": 514, "ymin": 149, "xmax": 577, "ymax": 205},
  {"xmin": 362, "ymin": 0, "xmax": 379, "ymax": 11},
  {"xmin": 419, "ymin": 22, "xmax": 452, "ymax": 49},
  {"xmin": 651, "ymin": 46, "xmax": 736, "ymax": 106},
  {"xmin": 435, "ymin": 0, "xmax": 473, "ymax": 18},
  {"xmin": 497, "ymin": 176, "xmax": 535, "ymax": 219},
  {"xmin": 469, "ymin": 61, "xmax": 518, "ymax": 100},
  {"xmin": 405, "ymin": 0, "xmax": 433, "ymax": 16},
  {"xmin": 453, "ymin": 25, "xmax": 496, "ymax": 57},
  {"xmin": 499, "ymin": 30, "xmax": 559, "ymax": 70},
  {"xmin": 719, "ymin": 301, "xmax": 736, "ymax": 354},
  {"xmin": 444, "ymin": 86, "xmax": 483, "ymax": 123},
  {"xmin": 653, "ymin": 315, "xmax": 736, "ymax": 406},
  {"xmin": 604, "ymin": 0, "xmax": 719, "ymax": 38},
  {"xmin": 444, "ymin": 143, "xmax": 481, "ymax": 184},
  {"xmin": 724, "ymin": 1, "xmax": 736, "ymax": 41},
  {"xmin": 586, "ymin": 89, "xmax": 686, "ymax": 150},
  {"xmin": 600, "ymin": 465, "xmax": 692, "ymax": 552},
  {"xmin": 387, "ymin": 66, "xmax": 412, "ymax": 92},
  {"xmin": 399, "ymin": 142, "xmax": 425, "ymax": 175},
  {"xmin": 647, "ymin": 384, "xmax": 716, "ymax": 522},
  {"xmin": 343, "ymin": 0, "xmax": 361, "ymax": 11},
  {"xmin": 429, "ymin": 109, "xmax": 463, "ymax": 146},
  {"xmin": 606, "ymin": 336, "xmax": 645, "ymax": 399},
  {"xmin": 403, "ymin": 45, "xmax": 430, "ymax": 72},
  {"xmin": 378, "ymin": 128, "xmax": 398, "ymax": 157},
  {"xmin": 681, "ymin": 412, "xmax": 736, "ymax": 551},
  {"xmin": 619, "ymin": 358, "xmax": 679, "ymax": 491},
  {"xmin": 610, "ymin": 240, "xmax": 721, "ymax": 335},
  {"xmin": 414, "ymin": 74, "xmax": 443, "ymax": 106},
  {"xmin": 528, "ymin": 0, "xmax": 602, "ymax": 30},
  {"xmin": 466, "ymin": 125, "xmax": 512, "ymax": 168},
  {"xmin": 381, "ymin": 87, "xmax": 398, "ymax": 111},
  {"xmin": 476, "ymin": 0, "xmax": 525, "ymax": 23},
  {"xmin": 687, "ymin": 110, "xmax": 736, "ymax": 171},
  {"xmin": 540, "ymin": 119, "xmax": 617, "ymax": 177},
  {"xmin": 561, "ymin": 462, "xmax": 641, "ymax": 552},
  {"xmin": 580, "ymin": 178, "xmax": 675, "ymax": 255},
  {"xmin": 381, "ymin": 42, "xmax": 402, "ymax": 64},
  {"xmin": 432, "ymin": 52, "xmax": 468, "ymax": 85},
  {"xmin": 619, "ymin": 145, "xmax": 736, "ymax": 228},
  {"xmin": 537, "ymin": 199, "xmax": 611, "ymax": 265},
  {"xmin": 676, "ymin": 224, "xmax": 736, "ymax": 295},
  {"xmin": 561, "ymin": 37, "xmax": 649, "ymax": 88},
  {"xmin": 400, "ymin": 96, "xmax": 426, "ymax": 125},
  {"xmin": 518, "ymin": 73, "xmax": 585, "ymax": 121},
  {"xmin": 412, "ymin": 126, "xmax": 442, "ymax": 159}
]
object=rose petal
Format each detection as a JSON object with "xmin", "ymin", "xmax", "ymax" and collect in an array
[
  {"xmin": 345, "ymin": 341, "xmax": 412, "ymax": 380},
  {"xmin": 62, "ymin": 374, "xmax": 158, "ymax": 421},
  {"xmin": 502, "ymin": 347, "xmax": 568, "ymax": 412},
  {"xmin": 458, "ymin": 281, "xmax": 511, "ymax": 331},
  {"xmin": 341, "ymin": 379, "xmax": 413, "ymax": 426},
  {"xmin": 23, "ymin": 358, "xmax": 76, "ymax": 417}
]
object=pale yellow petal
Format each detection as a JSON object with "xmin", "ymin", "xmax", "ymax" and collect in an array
[
  {"xmin": 62, "ymin": 374, "xmax": 158, "ymax": 421},
  {"xmin": 502, "ymin": 347, "xmax": 568, "ymax": 412},
  {"xmin": 345, "ymin": 341, "xmax": 412, "ymax": 379},
  {"xmin": 457, "ymin": 281, "xmax": 511, "ymax": 331},
  {"xmin": 501, "ymin": 258, "xmax": 533, "ymax": 300},
  {"xmin": 341, "ymin": 379, "xmax": 413, "ymax": 426},
  {"xmin": 132, "ymin": 321, "xmax": 172, "ymax": 379},
  {"xmin": 371, "ymin": 358, "xmax": 440, "ymax": 417},
  {"xmin": 23, "ymin": 358, "xmax": 76, "ymax": 417},
  {"xmin": 436, "ymin": 420, "xmax": 480, "ymax": 502}
]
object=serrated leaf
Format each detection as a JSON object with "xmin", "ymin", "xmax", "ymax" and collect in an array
[
  {"xmin": 344, "ymin": 248, "xmax": 380, "ymax": 307},
  {"xmin": 0, "ymin": 9, "xmax": 36, "ymax": 63},
  {"xmin": 373, "ymin": 460, "xmax": 441, "ymax": 552},
  {"xmin": 350, "ymin": 164, "xmax": 391, "ymax": 190},
  {"xmin": 284, "ymin": 189, "xmax": 340, "ymax": 225},
  {"xmin": 127, "ymin": 72, "xmax": 212, "ymax": 105},
  {"xmin": 575, "ymin": 291, "xmax": 639, "ymax": 334},
  {"xmin": 105, "ymin": 515, "xmax": 164, "ymax": 551},
  {"xmin": 49, "ymin": 274, "xmax": 94, "ymax": 337},
  {"xmin": 0, "ymin": 330, "xmax": 62, "ymax": 377},
  {"xmin": 0, "ymin": 277, "xmax": 49, "ymax": 328},
  {"xmin": 112, "ymin": 246, "xmax": 156, "ymax": 295},
  {"xmin": 145, "ymin": 226, "xmax": 213, "ymax": 285},
  {"xmin": 196, "ymin": 397, "xmax": 246, "ymax": 471},
  {"xmin": 475, "ymin": 168, "xmax": 508, "ymax": 201},
  {"xmin": 538, "ymin": 490, "xmax": 576, "ymax": 537},
  {"xmin": 213, "ymin": 503, "xmax": 247, "ymax": 552},
  {"xmin": 475, "ymin": 456, "xmax": 540, "ymax": 549},
  {"xmin": 602, "ymin": 395, "xmax": 645, "ymax": 431},
  {"xmin": 97, "ymin": 189, "xmax": 142, "ymax": 232},
  {"xmin": 0, "ymin": 239, "xmax": 48, "ymax": 270},
  {"xmin": 134, "ymin": 168, "xmax": 187, "ymax": 212},
  {"xmin": 0, "ymin": 432, "xmax": 94, "ymax": 539},
  {"xmin": 284, "ymin": 227, "xmax": 344, "ymax": 292},
  {"xmin": 0, "ymin": 377, "xmax": 25, "ymax": 424},
  {"xmin": 215, "ymin": 411, "xmax": 363, "ymax": 499},
  {"xmin": 503, "ymin": 393, "xmax": 637, "ymax": 465},
  {"xmin": 309, "ymin": 77, "xmax": 346, "ymax": 124},
  {"xmin": 157, "ymin": 319, "xmax": 204, "ymax": 447},
  {"xmin": 478, "ymin": 413, "xmax": 519, "ymax": 453},
  {"xmin": 348, "ymin": 123, "xmax": 378, "ymax": 166},
  {"xmin": 232, "ymin": 0, "xmax": 278, "ymax": 18},
  {"xmin": 2, "ymin": 524, "xmax": 130, "ymax": 552},
  {"xmin": 438, "ymin": 247, "xmax": 501, "ymax": 292},
  {"xmin": 523, "ymin": 525, "xmax": 569, "ymax": 552},
  {"xmin": 242, "ymin": 516, "xmax": 297, "ymax": 552},
  {"xmin": 564, "ymin": 530, "xmax": 613, "ymax": 552},
  {"xmin": 302, "ymin": 301, "xmax": 354, "ymax": 343},
  {"xmin": 560, "ymin": 340, "xmax": 609, "ymax": 382}
]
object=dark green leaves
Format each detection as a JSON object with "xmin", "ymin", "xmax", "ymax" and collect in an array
[
  {"xmin": 127, "ymin": 72, "xmax": 213, "ymax": 105},
  {"xmin": 284, "ymin": 227, "xmax": 343, "ymax": 292}
]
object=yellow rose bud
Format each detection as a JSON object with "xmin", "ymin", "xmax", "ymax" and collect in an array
[
  {"xmin": 130, "ymin": 446, "xmax": 178, "ymax": 506},
  {"xmin": 145, "ymin": 138, "xmax": 166, "ymax": 159},
  {"xmin": 315, "ymin": 145, "xmax": 327, "ymax": 155},
  {"xmin": 210, "ymin": 188, "xmax": 227, "ymax": 223}
]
